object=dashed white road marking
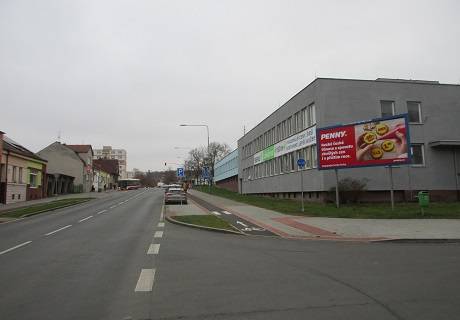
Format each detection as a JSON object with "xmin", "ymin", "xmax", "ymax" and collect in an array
[
  {"xmin": 97, "ymin": 209, "xmax": 107, "ymax": 215},
  {"xmin": 78, "ymin": 215, "xmax": 93, "ymax": 223},
  {"xmin": 0, "ymin": 241, "xmax": 32, "ymax": 255},
  {"xmin": 135, "ymin": 269, "xmax": 156, "ymax": 292},
  {"xmin": 212, "ymin": 211, "xmax": 221, "ymax": 216},
  {"xmin": 109, "ymin": 205, "xmax": 117, "ymax": 209},
  {"xmin": 154, "ymin": 231, "xmax": 163, "ymax": 238},
  {"xmin": 157, "ymin": 222, "xmax": 165, "ymax": 228},
  {"xmin": 147, "ymin": 244, "xmax": 160, "ymax": 255},
  {"xmin": 222, "ymin": 211, "xmax": 232, "ymax": 215},
  {"xmin": 118, "ymin": 202, "xmax": 124, "ymax": 205},
  {"xmin": 45, "ymin": 225, "xmax": 72, "ymax": 236}
]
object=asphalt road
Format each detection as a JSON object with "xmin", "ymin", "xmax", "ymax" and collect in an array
[{"xmin": 1, "ymin": 188, "xmax": 460, "ymax": 320}]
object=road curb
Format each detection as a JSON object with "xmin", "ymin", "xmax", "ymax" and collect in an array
[{"xmin": 165, "ymin": 215, "xmax": 244, "ymax": 235}]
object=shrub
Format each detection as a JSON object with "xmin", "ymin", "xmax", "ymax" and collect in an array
[{"xmin": 329, "ymin": 177, "xmax": 368, "ymax": 203}]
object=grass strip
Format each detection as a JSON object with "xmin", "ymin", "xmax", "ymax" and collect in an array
[
  {"xmin": 0, "ymin": 198, "xmax": 94, "ymax": 218},
  {"xmin": 195, "ymin": 186, "xmax": 460, "ymax": 219},
  {"xmin": 172, "ymin": 214, "xmax": 236, "ymax": 231}
]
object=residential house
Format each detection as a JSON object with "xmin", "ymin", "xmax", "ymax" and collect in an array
[
  {"xmin": 93, "ymin": 159, "xmax": 119, "ymax": 190},
  {"xmin": 0, "ymin": 133, "xmax": 47, "ymax": 204},
  {"xmin": 65, "ymin": 144, "xmax": 94, "ymax": 193},
  {"xmin": 37, "ymin": 142, "xmax": 93, "ymax": 194}
]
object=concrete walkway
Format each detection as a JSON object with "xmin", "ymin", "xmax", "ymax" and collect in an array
[{"xmin": 188, "ymin": 190, "xmax": 460, "ymax": 240}]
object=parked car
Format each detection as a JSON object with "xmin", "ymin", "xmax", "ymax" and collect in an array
[{"xmin": 164, "ymin": 188, "xmax": 188, "ymax": 204}]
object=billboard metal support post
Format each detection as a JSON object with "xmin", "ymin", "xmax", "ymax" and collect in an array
[
  {"xmin": 335, "ymin": 169, "xmax": 340, "ymax": 209},
  {"xmin": 389, "ymin": 166, "xmax": 395, "ymax": 211},
  {"xmin": 300, "ymin": 169, "xmax": 304, "ymax": 212}
]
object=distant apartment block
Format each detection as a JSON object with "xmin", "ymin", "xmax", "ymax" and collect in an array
[{"xmin": 94, "ymin": 146, "xmax": 127, "ymax": 179}]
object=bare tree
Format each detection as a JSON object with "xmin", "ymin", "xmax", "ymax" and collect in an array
[
  {"xmin": 207, "ymin": 142, "xmax": 231, "ymax": 176},
  {"xmin": 185, "ymin": 142, "xmax": 231, "ymax": 181}
]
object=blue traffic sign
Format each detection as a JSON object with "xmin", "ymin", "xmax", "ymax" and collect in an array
[
  {"xmin": 202, "ymin": 166, "xmax": 210, "ymax": 178},
  {"xmin": 297, "ymin": 158, "xmax": 306, "ymax": 167},
  {"xmin": 177, "ymin": 167, "xmax": 185, "ymax": 177}
]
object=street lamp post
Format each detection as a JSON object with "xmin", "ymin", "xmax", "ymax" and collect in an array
[{"xmin": 180, "ymin": 124, "xmax": 211, "ymax": 191}]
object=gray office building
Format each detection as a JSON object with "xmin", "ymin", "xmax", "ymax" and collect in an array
[{"xmin": 238, "ymin": 78, "xmax": 460, "ymax": 202}]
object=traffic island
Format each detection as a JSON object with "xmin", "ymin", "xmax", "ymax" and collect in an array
[
  {"xmin": 0, "ymin": 198, "xmax": 94, "ymax": 221},
  {"xmin": 166, "ymin": 214, "xmax": 242, "ymax": 235}
]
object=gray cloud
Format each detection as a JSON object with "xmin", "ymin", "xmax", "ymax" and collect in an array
[{"xmin": 1, "ymin": 0, "xmax": 459, "ymax": 171}]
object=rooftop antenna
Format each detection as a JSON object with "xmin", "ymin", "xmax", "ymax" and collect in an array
[
  {"xmin": 243, "ymin": 125, "xmax": 246, "ymax": 135},
  {"xmin": 57, "ymin": 130, "xmax": 61, "ymax": 143}
]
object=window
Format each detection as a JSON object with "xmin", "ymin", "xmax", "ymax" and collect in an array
[
  {"xmin": 18, "ymin": 167, "xmax": 23, "ymax": 183},
  {"xmin": 407, "ymin": 101, "xmax": 422, "ymax": 123},
  {"xmin": 287, "ymin": 117, "xmax": 292, "ymax": 136},
  {"xmin": 312, "ymin": 144, "xmax": 318, "ymax": 168},
  {"xmin": 29, "ymin": 172, "xmax": 37, "ymax": 187},
  {"xmin": 411, "ymin": 144, "xmax": 425, "ymax": 166},
  {"xmin": 305, "ymin": 146, "xmax": 312, "ymax": 168},
  {"xmin": 380, "ymin": 100, "xmax": 395, "ymax": 117},
  {"xmin": 310, "ymin": 104, "xmax": 316, "ymax": 125},
  {"xmin": 12, "ymin": 166, "xmax": 17, "ymax": 183}
]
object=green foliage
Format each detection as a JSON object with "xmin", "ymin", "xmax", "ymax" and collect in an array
[
  {"xmin": 0, "ymin": 198, "xmax": 93, "ymax": 218},
  {"xmin": 195, "ymin": 186, "xmax": 460, "ymax": 219},
  {"xmin": 172, "ymin": 215, "xmax": 235, "ymax": 231},
  {"xmin": 329, "ymin": 177, "xmax": 368, "ymax": 203}
]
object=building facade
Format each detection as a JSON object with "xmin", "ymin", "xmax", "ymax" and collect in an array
[
  {"xmin": 66, "ymin": 145, "xmax": 94, "ymax": 193},
  {"xmin": 94, "ymin": 146, "xmax": 127, "ymax": 179},
  {"xmin": 214, "ymin": 149, "xmax": 239, "ymax": 192},
  {"xmin": 93, "ymin": 159, "xmax": 119, "ymax": 190},
  {"xmin": 37, "ymin": 142, "xmax": 92, "ymax": 193},
  {"xmin": 0, "ymin": 135, "xmax": 47, "ymax": 204},
  {"xmin": 238, "ymin": 78, "xmax": 460, "ymax": 202}
]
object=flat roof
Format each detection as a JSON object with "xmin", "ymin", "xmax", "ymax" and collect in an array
[
  {"xmin": 429, "ymin": 140, "xmax": 460, "ymax": 148},
  {"xmin": 238, "ymin": 77, "xmax": 460, "ymax": 143}
]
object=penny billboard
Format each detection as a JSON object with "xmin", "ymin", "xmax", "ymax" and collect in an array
[{"xmin": 317, "ymin": 114, "xmax": 411, "ymax": 170}]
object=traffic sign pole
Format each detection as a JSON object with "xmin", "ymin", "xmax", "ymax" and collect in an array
[{"xmin": 297, "ymin": 158, "xmax": 306, "ymax": 212}]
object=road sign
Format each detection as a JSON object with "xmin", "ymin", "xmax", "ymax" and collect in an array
[
  {"xmin": 297, "ymin": 158, "xmax": 306, "ymax": 167},
  {"xmin": 202, "ymin": 166, "xmax": 209, "ymax": 178},
  {"xmin": 177, "ymin": 167, "xmax": 185, "ymax": 177}
]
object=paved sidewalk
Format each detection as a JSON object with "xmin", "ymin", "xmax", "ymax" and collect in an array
[
  {"xmin": 188, "ymin": 190, "xmax": 460, "ymax": 241},
  {"xmin": 0, "ymin": 190, "xmax": 117, "ymax": 213}
]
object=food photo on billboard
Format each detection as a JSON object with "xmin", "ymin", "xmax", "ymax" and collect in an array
[{"xmin": 317, "ymin": 114, "xmax": 412, "ymax": 170}]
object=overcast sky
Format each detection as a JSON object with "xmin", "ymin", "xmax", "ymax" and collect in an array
[{"xmin": 1, "ymin": 0, "xmax": 459, "ymax": 171}]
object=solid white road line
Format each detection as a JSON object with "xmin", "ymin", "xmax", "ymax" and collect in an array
[
  {"xmin": 147, "ymin": 244, "xmax": 160, "ymax": 255},
  {"xmin": 157, "ymin": 222, "xmax": 165, "ymax": 228},
  {"xmin": 135, "ymin": 269, "xmax": 156, "ymax": 292},
  {"xmin": 160, "ymin": 205, "xmax": 164, "ymax": 221},
  {"xmin": 45, "ymin": 225, "xmax": 72, "ymax": 236},
  {"xmin": 212, "ymin": 211, "xmax": 221, "ymax": 216},
  {"xmin": 222, "ymin": 211, "xmax": 232, "ymax": 215},
  {"xmin": 154, "ymin": 231, "xmax": 163, "ymax": 238},
  {"xmin": 0, "ymin": 241, "xmax": 32, "ymax": 255},
  {"xmin": 78, "ymin": 215, "xmax": 93, "ymax": 223},
  {"xmin": 97, "ymin": 209, "xmax": 107, "ymax": 215}
]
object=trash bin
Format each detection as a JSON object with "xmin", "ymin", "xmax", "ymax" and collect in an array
[{"xmin": 418, "ymin": 191, "xmax": 429, "ymax": 207}]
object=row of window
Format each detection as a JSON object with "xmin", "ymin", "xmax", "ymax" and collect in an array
[
  {"xmin": 243, "ymin": 104, "xmax": 316, "ymax": 158},
  {"xmin": 243, "ymin": 145, "xmax": 318, "ymax": 181},
  {"xmin": 381, "ymin": 100, "xmax": 423, "ymax": 123},
  {"xmin": 215, "ymin": 157, "xmax": 238, "ymax": 177},
  {"xmin": 243, "ymin": 143, "xmax": 425, "ymax": 181},
  {"xmin": 8, "ymin": 166, "xmax": 38, "ymax": 187}
]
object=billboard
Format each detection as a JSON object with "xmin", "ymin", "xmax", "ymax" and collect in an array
[
  {"xmin": 317, "ymin": 114, "xmax": 411, "ymax": 170},
  {"xmin": 254, "ymin": 125, "xmax": 316, "ymax": 165}
]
